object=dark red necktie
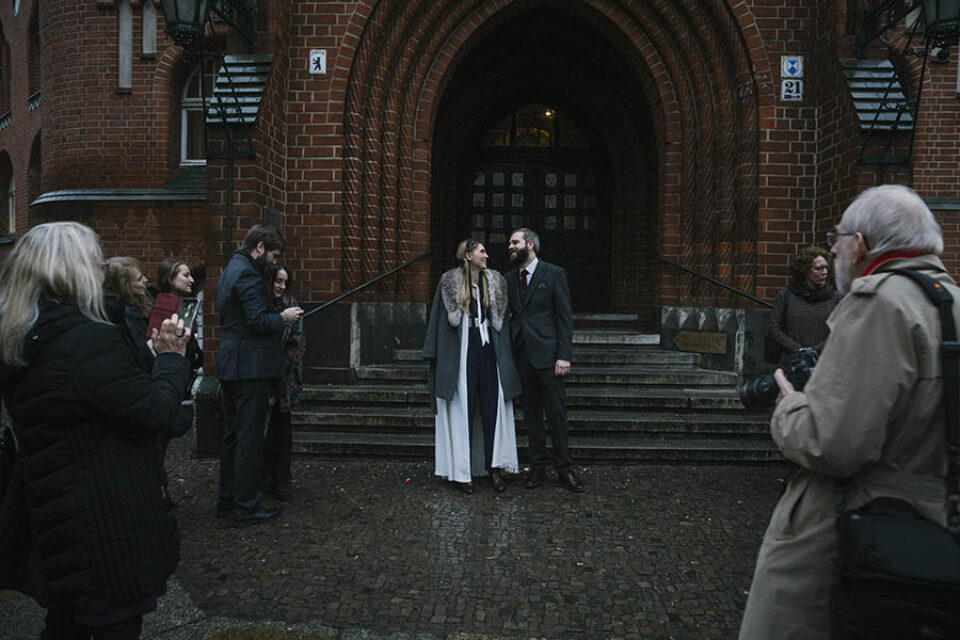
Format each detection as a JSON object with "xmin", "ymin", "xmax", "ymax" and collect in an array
[{"xmin": 521, "ymin": 269, "xmax": 529, "ymax": 290}]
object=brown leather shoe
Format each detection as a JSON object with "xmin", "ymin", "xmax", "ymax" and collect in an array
[
  {"xmin": 560, "ymin": 471, "xmax": 585, "ymax": 493},
  {"xmin": 490, "ymin": 470, "xmax": 506, "ymax": 492},
  {"xmin": 524, "ymin": 467, "xmax": 546, "ymax": 489},
  {"xmin": 459, "ymin": 481, "xmax": 475, "ymax": 495}
]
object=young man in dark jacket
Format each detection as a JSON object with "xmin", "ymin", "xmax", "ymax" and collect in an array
[{"xmin": 215, "ymin": 224, "xmax": 302, "ymax": 526}]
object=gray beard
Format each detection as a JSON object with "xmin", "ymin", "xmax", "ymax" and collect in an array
[{"xmin": 835, "ymin": 254, "xmax": 856, "ymax": 295}]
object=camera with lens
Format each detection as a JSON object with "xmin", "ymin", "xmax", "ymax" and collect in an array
[{"xmin": 739, "ymin": 347, "xmax": 819, "ymax": 411}]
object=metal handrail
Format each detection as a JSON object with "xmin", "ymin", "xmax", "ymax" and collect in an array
[
  {"xmin": 654, "ymin": 254, "xmax": 774, "ymax": 309},
  {"xmin": 302, "ymin": 251, "xmax": 432, "ymax": 319}
]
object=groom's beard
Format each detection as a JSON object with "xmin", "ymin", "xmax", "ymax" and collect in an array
[{"xmin": 508, "ymin": 247, "xmax": 529, "ymax": 266}]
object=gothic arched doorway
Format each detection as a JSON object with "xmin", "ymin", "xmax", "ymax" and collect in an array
[
  {"xmin": 460, "ymin": 103, "xmax": 610, "ymax": 311},
  {"xmin": 431, "ymin": 7, "xmax": 659, "ymax": 322}
]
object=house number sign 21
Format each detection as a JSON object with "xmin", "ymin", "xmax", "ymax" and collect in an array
[
  {"xmin": 781, "ymin": 79, "xmax": 803, "ymax": 102},
  {"xmin": 780, "ymin": 55, "xmax": 803, "ymax": 102}
]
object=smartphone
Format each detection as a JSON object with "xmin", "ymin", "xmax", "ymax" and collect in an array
[{"xmin": 178, "ymin": 297, "xmax": 200, "ymax": 331}]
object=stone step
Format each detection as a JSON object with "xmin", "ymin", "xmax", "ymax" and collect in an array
[
  {"xmin": 567, "ymin": 348, "xmax": 701, "ymax": 367},
  {"xmin": 291, "ymin": 316, "xmax": 762, "ymax": 464},
  {"xmin": 293, "ymin": 407, "xmax": 768, "ymax": 436},
  {"xmin": 300, "ymin": 384, "xmax": 747, "ymax": 411},
  {"xmin": 393, "ymin": 346, "xmax": 700, "ymax": 366},
  {"xmin": 354, "ymin": 364, "xmax": 737, "ymax": 386},
  {"xmin": 573, "ymin": 313, "xmax": 639, "ymax": 323},
  {"xmin": 291, "ymin": 432, "xmax": 781, "ymax": 464},
  {"xmin": 573, "ymin": 330, "xmax": 661, "ymax": 346}
]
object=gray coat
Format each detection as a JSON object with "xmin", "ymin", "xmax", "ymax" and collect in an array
[
  {"xmin": 739, "ymin": 255, "xmax": 957, "ymax": 639},
  {"xmin": 422, "ymin": 267, "xmax": 522, "ymax": 412}
]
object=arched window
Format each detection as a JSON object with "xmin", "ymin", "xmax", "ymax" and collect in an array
[
  {"xmin": 0, "ymin": 22, "xmax": 10, "ymax": 115},
  {"xmin": 180, "ymin": 58, "xmax": 217, "ymax": 164},
  {"xmin": 28, "ymin": 5, "xmax": 40, "ymax": 96},
  {"xmin": 27, "ymin": 131, "xmax": 40, "ymax": 204},
  {"xmin": 0, "ymin": 152, "xmax": 13, "ymax": 238},
  {"xmin": 480, "ymin": 103, "xmax": 590, "ymax": 149}
]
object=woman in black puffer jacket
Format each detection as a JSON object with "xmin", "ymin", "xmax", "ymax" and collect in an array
[{"xmin": 0, "ymin": 222, "xmax": 192, "ymax": 640}]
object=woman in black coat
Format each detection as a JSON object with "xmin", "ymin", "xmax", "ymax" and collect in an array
[
  {"xmin": 767, "ymin": 246, "xmax": 843, "ymax": 363},
  {"xmin": 0, "ymin": 222, "xmax": 192, "ymax": 639},
  {"xmin": 103, "ymin": 256, "xmax": 155, "ymax": 372}
]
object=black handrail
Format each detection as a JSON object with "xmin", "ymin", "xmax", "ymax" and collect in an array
[
  {"xmin": 302, "ymin": 251, "xmax": 432, "ymax": 319},
  {"xmin": 654, "ymin": 254, "xmax": 774, "ymax": 309}
]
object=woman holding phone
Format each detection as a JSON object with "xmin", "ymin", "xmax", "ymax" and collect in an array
[
  {"xmin": 153, "ymin": 259, "xmax": 204, "ymax": 507},
  {"xmin": 155, "ymin": 258, "xmax": 203, "ymax": 374},
  {"xmin": 260, "ymin": 263, "xmax": 306, "ymax": 501}
]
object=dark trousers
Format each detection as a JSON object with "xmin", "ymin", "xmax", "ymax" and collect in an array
[
  {"xmin": 41, "ymin": 610, "xmax": 142, "ymax": 640},
  {"xmin": 219, "ymin": 378, "xmax": 273, "ymax": 512},
  {"xmin": 262, "ymin": 402, "xmax": 292, "ymax": 492},
  {"xmin": 516, "ymin": 344, "xmax": 570, "ymax": 472},
  {"xmin": 466, "ymin": 327, "xmax": 499, "ymax": 471}
]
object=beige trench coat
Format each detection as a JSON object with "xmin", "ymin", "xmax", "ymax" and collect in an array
[{"xmin": 739, "ymin": 255, "xmax": 956, "ymax": 640}]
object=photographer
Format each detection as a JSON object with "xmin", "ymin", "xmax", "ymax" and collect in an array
[{"xmin": 739, "ymin": 185, "xmax": 960, "ymax": 639}]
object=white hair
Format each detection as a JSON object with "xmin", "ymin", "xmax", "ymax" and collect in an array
[
  {"xmin": 0, "ymin": 222, "xmax": 109, "ymax": 366},
  {"xmin": 840, "ymin": 184, "xmax": 943, "ymax": 258}
]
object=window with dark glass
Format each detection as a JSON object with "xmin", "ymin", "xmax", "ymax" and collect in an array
[
  {"xmin": 0, "ymin": 152, "xmax": 13, "ymax": 237},
  {"xmin": 27, "ymin": 132, "xmax": 40, "ymax": 205},
  {"xmin": 478, "ymin": 104, "xmax": 590, "ymax": 149},
  {"xmin": 180, "ymin": 59, "xmax": 217, "ymax": 164}
]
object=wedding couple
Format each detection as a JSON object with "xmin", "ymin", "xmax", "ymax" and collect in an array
[{"xmin": 422, "ymin": 228, "xmax": 585, "ymax": 495}]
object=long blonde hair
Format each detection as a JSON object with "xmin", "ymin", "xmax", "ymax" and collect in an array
[
  {"xmin": 456, "ymin": 238, "xmax": 489, "ymax": 312},
  {"xmin": 0, "ymin": 222, "xmax": 109, "ymax": 366}
]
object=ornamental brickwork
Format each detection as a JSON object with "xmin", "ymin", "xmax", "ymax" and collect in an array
[{"xmin": 0, "ymin": 0, "xmax": 958, "ymax": 366}]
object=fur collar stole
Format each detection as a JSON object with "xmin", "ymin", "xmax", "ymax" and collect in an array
[{"xmin": 439, "ymin": 267, "xmax": 507, "ymax": 331}]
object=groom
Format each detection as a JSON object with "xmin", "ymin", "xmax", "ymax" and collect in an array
[{"xmin": 505, "ymin": 228, "xmax": 584, "ymax": 493}]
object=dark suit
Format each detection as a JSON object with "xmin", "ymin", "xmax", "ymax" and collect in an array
[
  {"xmin": 507, "ymin": 259, "xmax": 574, "ymax": 472},
  {"xmin": 216, "ymin": 249, "xmax": 286, "ymax": 513}
]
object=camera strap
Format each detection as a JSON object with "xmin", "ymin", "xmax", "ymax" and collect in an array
[{"xmin": 890, "ymin": 268, "xmax": 960, "ymax": 536}]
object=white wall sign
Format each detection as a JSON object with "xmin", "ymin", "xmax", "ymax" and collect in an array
[
  {"xmin": 310, "ymin": 49, "xmax": 327, "ymax": 75},
  {"xmin": 781, "ymin": 79, "xmax": 804, "ymax": 102},
  {"xmin": 781, "ymin": 55, "xmax": 803, "ymax": 78}
]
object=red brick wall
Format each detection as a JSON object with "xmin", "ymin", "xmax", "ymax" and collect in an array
[
  {"xmin": 3, "ymin": 0, "xmax": 959, "ymax": 348},
  {"xmin": 0, "ymin": 0, "xmax": 42, "ymax": 243}
]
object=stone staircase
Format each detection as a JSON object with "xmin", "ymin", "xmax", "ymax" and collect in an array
[{"xmin": 291, "ymin": 315, "xmax": 779, "ymax": 464}]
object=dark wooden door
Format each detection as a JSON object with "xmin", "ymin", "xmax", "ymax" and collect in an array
[{"xmin": 461, "ymin": 157, "xmax": 609, "ymax": 311}]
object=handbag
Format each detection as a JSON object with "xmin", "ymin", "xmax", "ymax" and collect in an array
[
  {"xmin": 0, "ymin": 420, "xmax": 29, "ymax": 589},
  {"xmin": 830, "ymin": 269, "xmax": 960, "ymax": 639}
]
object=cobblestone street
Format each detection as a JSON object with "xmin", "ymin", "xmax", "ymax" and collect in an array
[{"xmin": 2, "ymin": 435, "xmax": 786, "ymax": 639}]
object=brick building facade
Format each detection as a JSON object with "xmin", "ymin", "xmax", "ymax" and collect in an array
[{"xmin": 0, "ymin": 0, "xmax": 958, "ymax": 377}]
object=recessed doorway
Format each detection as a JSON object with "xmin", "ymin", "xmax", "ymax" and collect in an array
[{"xmin": 460, "ymin": 103, "xmax": 610, "ymax": 312}]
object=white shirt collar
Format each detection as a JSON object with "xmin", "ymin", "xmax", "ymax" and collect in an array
[{"xmin": 524, "ymin": 257, "xmax": 539, "ymax": 276}]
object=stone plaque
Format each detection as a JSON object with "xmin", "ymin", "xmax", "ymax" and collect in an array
[{"xmin": 673, "ymin": 331, "xmax": 727, "ymax": 355}]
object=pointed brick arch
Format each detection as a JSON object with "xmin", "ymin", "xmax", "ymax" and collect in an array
[{"xmin": 340, "ymin": 0, "xmax": 766, "ymax": 307}]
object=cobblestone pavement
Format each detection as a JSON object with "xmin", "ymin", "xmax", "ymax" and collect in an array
[{"xmin": 2, "ymin": 434, "xmax": 787, "ymax": 639}]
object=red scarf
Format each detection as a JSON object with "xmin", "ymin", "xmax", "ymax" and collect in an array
[{"xmin": 859, "ymin": 252, "xmax": 924, "ymax": 278}]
